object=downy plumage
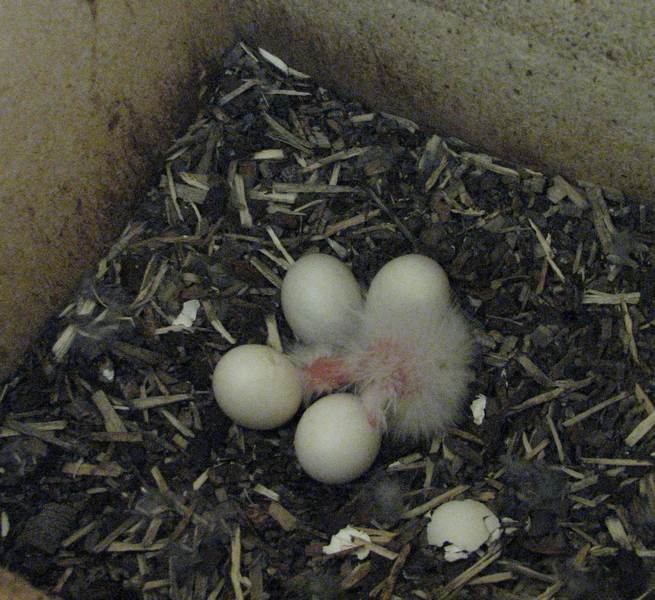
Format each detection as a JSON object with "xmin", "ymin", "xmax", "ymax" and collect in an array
[{"xmin": 290, "ymin": 298, "xmax": 475, "ymax": 441}]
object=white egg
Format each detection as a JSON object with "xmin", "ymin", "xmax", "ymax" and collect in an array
[
  {"xmin": 427, "ymin": 499, "xmax": 501, "ymax": 561},
  {"xmin": 281, "ymin": 254, "xmax": 363, "ymax": 345},
  {"xmin": 366, "ymin": 254, "xmax": 451, "ymax": 316},
  {"xmin": 294, "ymin": 393, "xmax": 381, "ymax": 484},
  {"xmin": 212, "ymin": 344, "xmax": 302, "ymax": 430}
]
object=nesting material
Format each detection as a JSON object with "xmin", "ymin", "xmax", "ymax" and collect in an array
[{"xmin": 2, "ymin": 41, "xmax": 653, "ymax": 600}]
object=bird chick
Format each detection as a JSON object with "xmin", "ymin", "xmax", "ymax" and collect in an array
[
  {"xmin": 291, "ymin": 301, "xmax": 474, "ymax": 442},
  {"xmin": 288, "ymin": 343, "xmax": 352, "ymax": 401},
  {"xmin": 347, "ymin": 299, "xmax": 475, "ymax": 441},
  {"xmin": 287, "ymin": 253, "xmax": 475, "ymax": 442}
]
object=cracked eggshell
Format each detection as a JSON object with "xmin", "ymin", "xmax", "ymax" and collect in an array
[
  {"xmin": 322, "ymin": 526, "xmax": 372, "ymax": 560},
  {"xmin": 281, "ymin": 254, "xmax": 363, "ymax": 345},
  {"xmin": 294, "ymin": 393, "xmax": 381, "ymax": 484},
  {"xmin": 427, "ymin": 499, "xmax": 501, "ymax": 560},
  {"xmin": 366, "ymin": 254, "xmax": 451, "ymax": 316},
  {"xmin": 212, "ymin": 344, "xmax": 303, "ymax": 430}
]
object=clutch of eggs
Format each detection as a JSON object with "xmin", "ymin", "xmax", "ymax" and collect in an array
[{"xmin": 211, "ymin": 252, "xmax": 470, "ymax": 485}]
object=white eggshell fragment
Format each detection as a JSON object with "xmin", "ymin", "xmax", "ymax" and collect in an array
[
  {"xmin": 322, "ymin": 526, "xmax": 372, "ymax": 560},
  {"xmin": 172, "ymin": 299, "xmax": 201, "ymax": 328},
  {"xmin": 366, "ymin": 254, "xmax": 451, "ymax": 316},
  {"xmin": 427, "ymin": 499, "xmax": 501, "ymax": 561},
  {"xmin": 471, "ymin": 394, "xmax": 488, "ymax": 426},
  {"xmin": 212, "ymin": 344, "xmax": 302, "ymax": 430},
  {"xmin": 281, "ymin": 254, "xmax": 363, "ymax": 345},
  {"xmin": 294, "ymin": 393, "xmax": 381, "ymax": 484}
]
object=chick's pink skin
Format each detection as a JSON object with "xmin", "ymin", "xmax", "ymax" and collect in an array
[
  {"xmin": 293, "ymin": 343, "xmax": 407, "ymax": 429},
  {"xmin": 294, "ymin": 338, "xmax": 418, "ymax": 427},
  {"xmin": 303, "ymin": 355, "xmax": 351, "ymax": 396},
  {"xmin": 288, "ymin": 344, "xmax": 353, "ymax": 399}
]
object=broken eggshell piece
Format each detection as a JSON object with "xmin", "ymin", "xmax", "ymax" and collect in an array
[
  {"xmin": 322, "ymin": 525, "xmax": 372, "ymax": 560},
  {"xmin": 172, "ymin": 299, "xmax": 201, "ymax": 328},
  {"xmin": 471, "ymin": 394, "xmax": 487, "ymax": 426},
  {"xmin": 427, "ymin": 499, "xmax": 501, "ymax": 562}
]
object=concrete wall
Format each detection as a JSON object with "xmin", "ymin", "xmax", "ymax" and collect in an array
[
  {"xmin": 1, "ymin": 0, "xmax": 654, "ymax": 380},
  {"xmin": 0, "ymin": 1, "xmax": 235, "ymax": 380}
]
